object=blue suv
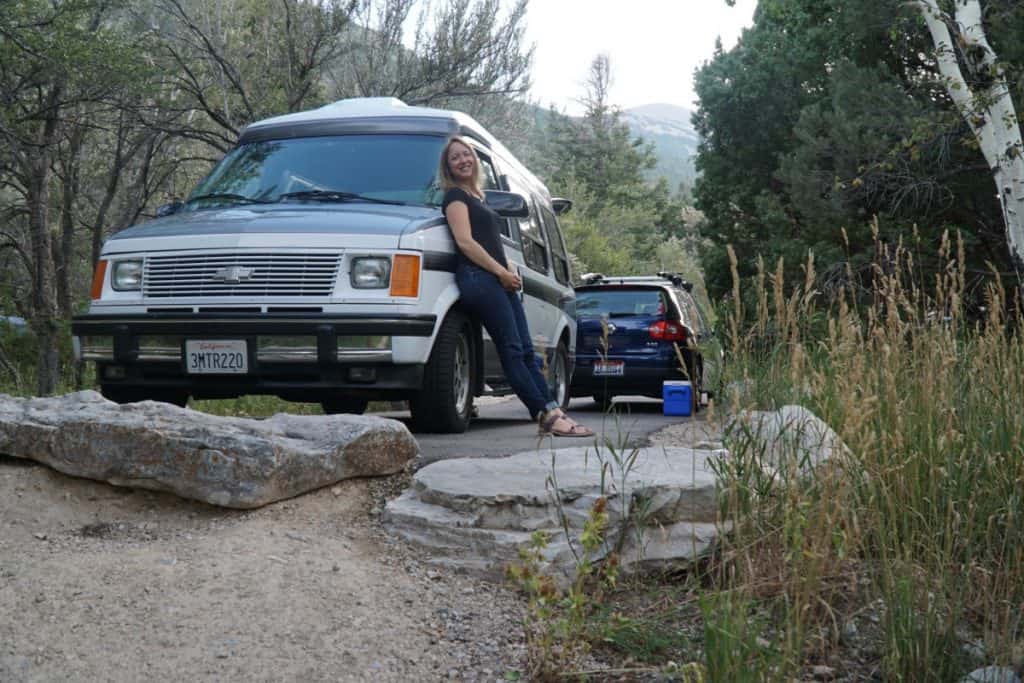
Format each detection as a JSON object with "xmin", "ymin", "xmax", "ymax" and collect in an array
[{"xmin": 570, "ymin": 273, "xmax": 721, "ymax": 412}]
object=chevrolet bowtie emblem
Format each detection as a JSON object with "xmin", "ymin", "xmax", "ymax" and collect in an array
[{"xmin": 212, "ymin": 266, "xmax": 255, "ymax": 283}]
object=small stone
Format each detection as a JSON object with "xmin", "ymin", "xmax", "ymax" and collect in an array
[
  {"xmin": 812, "ymin": 664, "xmax": 836, "ymax": 680},
  {"xmin": 331, "ymin": 486, "xmax": 343, "ymax": 496},
  {"xmin": 32, "ymin": 532, "xmax": 47, "ymax": 541},
  {"xmin": 331, "ymin": 564, "xmax": 340, "ymax": 572},
  {"xmin": 963, "ymin": 639, "xmax": 987, "ymax": 660},
  {"xmin": 426, "ymin": 570, "xmax": 441, "ymax": 581}
]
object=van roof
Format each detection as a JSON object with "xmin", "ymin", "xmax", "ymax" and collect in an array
[{"xmin": 240, "ymin": 97, "xmax": 548, "ymax": 198}]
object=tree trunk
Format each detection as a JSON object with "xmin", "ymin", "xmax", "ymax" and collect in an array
[
  {"xmin": 27, "ymin": 85, "xmax": 64, "ymax": 396},
  {"xmin": 915, "ymin": 0, "xmax": 1024, "ymax": 276},
  {"xmin": 57, "ymin": 122, "xmax": 85, "ymax": 319}
]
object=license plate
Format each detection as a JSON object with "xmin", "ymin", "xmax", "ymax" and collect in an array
[
  {"xmin": 593, "ymin": 360, "xmax": 624, "ymax": 376},
  {"xmin": 185, "ymin": 340, "xmax": 248, "ymax": 374}
]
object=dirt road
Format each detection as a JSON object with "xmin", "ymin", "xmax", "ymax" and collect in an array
[{"xmin": 0, "ymin": 456, "xmax": 526, "ymax": 682}]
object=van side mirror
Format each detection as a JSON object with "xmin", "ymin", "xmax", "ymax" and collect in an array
[
  {"xmin": 551, "ymin": 197, "xmax": 573, "ymax": 215},
  {"xmin": 156, "ymin": 201, "xmax": 183, "ymax": 217},
  {"xmin": 484, "ymin": 190, "xmax": 529, "ymax": 218}
]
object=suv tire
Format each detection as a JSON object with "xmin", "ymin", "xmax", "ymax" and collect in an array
[
  {"xmin": 687, "ymin": 357, "xmax": 703, "ymax": 415},
  {"xmin": 321, "ymin": 396, "xmax": 368, "ymax": 415},
  {"xmin": 410, "ymin": 310, "xmax": 474, "ymax": 433},
  {"xmin": 592, "ymin": 391, "xmax": 615, "ymax": 411}
]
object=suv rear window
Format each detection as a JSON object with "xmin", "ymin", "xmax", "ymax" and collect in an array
[
  {"xmin": 576, "ymin": 288, "xmax": 667, "ymax": 317},
  {"xmin": 188, "ymin": 134, "xmax": 446, "ymax": 208}
]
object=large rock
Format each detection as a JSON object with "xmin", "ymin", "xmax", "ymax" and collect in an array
[
  {"xmin": 0, "ymin": 391, "xmax": 417, "ymax": 508},
  {"xmin": 384, "ymin": 445, "xmax": 727, "ymax": 580},
  {"xmin": 728, "ymin": 404, "xmax": 850, "ymax": 474},
  {"xmin": 962, "ymin": 668, "xmax": 1022, "ymax": 683}
]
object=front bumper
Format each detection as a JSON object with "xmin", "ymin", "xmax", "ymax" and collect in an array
[{"xmin": 71, "ymin": 312, "xmax": 436, "ymax": 400}]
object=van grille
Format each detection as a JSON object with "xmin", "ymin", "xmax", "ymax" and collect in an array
[{"xmin": 143, "ymin": 252, "xmax": 341, "ymax": 298}]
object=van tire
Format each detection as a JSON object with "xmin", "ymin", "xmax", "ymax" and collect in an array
[
  {"xmin": 548, "ymin": 342, "xmax": 571, "ymax": 411},
  {"xmin": 410, "ymin": 311, "xmax": 474, "ymax": 433}
]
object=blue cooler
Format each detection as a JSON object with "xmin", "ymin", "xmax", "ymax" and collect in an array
[{"xmin": 662, "ymin": 380, "xmax": 692, "ymax": 416}]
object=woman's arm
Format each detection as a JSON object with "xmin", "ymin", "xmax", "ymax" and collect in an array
[{"xmin": 445, "ymin": 201, "xmax": 521, "ymax": 291}]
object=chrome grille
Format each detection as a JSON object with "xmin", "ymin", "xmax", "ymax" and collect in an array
[{"xmin": 144, "ymin": 252, "xmax": 341, "ymax": 298}]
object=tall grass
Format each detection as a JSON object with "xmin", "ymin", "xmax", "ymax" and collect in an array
[{"xmin": 714, "ymin": 231, "xmax": 1024, "ymax": 680}]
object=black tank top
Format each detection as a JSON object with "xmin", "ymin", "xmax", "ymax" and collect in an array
[{"xmin": 441, "ymin": 187, "xmax": 509, "ymax": 271}]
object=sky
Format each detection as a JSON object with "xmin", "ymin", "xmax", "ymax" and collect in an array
[{"xmin": 523, "ymin": 0, "xmax": 758, "ymax": 115}]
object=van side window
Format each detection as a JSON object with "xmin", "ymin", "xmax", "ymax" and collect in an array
[
  {"xmin": 475, "ymin": 152, "xmax": 499, "ymax": 190},
  {"xmin": 483, "ymin": 156, "xmax": 516, "ymax": 239},
  {"xmin": 518, "ymin": 199, "xmax": 548, "ymax": 273},
  {"xmin": 538, "ymin": 206, "xmax": 570, "ymax": 285}
]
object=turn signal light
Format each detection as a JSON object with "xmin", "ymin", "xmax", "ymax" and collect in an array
[
  {"xmin": 90, "ymin": 260, "xmax": 108, "ymax": 300},
  {"xmin": 389, "ymin": 254, "xmax": 420, "ymax": 297},
  {"xmin": 648, "ymin": 320, "xmax": 688, "ymax": 342}
]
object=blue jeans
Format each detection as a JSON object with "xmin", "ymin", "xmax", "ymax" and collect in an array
[{"xmin": 456, "ymin": 264, "xmax": 558, "ymax": 419}]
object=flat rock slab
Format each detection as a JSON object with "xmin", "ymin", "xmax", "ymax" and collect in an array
[
  {"xmin": 385, "ymin": 445, "xmax": 727, "ymax": 580},
  {"xmin": 0, "ymin": 391, "xmax": 417, "ymax": 508}
]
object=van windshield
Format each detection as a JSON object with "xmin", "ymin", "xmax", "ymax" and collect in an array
[{"xmin": 185, "ymin": 134, "xmax": 446, "ymax": 209}]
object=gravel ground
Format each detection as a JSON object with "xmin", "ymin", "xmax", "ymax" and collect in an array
[{"xmin": 0, "ymin": 413, "xmax": 720, "ymax": 682}]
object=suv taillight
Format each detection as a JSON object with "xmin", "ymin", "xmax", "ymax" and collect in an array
[{"xmin": 648, "ymin": 320, "xmax": 688, "ymax": 342}]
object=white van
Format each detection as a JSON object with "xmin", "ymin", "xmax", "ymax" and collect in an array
[{"xmin": 71, "ymin": 98, "xmax": 576, "ymax": 433}]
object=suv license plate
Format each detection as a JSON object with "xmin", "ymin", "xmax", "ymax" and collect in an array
[
  {"xmin": 185, "ymin": 340, "xmax": 248, "ymax": 374},
  {"xmin": 593, "ymin": 360, "xmax": 624, "ymax": 376}
]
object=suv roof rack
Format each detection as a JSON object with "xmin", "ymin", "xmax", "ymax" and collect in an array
[
  {"xmin": 578, "ymin": 272, "xmax": 694, "ymax": 292},
  {"xmin": 656, "ymin": 271, "xmax": 694, "ymax": 291}
]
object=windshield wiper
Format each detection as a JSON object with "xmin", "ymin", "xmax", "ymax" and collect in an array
[
  {"xmin": 187, "ymin": 192, "xmax": 273, "ymax": 205},
  {"xmin": 278, "ymin": 190, "xmax": 410, "ymax": 206}
]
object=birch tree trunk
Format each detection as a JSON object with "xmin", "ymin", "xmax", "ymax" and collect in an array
[{"xmin": 914, "ymin": 0, "xmax": 1024, "ymax": 276}]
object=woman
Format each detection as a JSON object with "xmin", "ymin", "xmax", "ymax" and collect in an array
[{"xmin": 438, "ymin": 136, "xmax": 593, "ymax": 437}]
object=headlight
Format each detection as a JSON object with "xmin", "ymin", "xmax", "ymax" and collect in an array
[
  {"xmin": 112, "ymin": 260, "xmax": 143, "ymax": 291},
  {"xmin": 350, "ymin": 257, "xmax": 391, "ymax": 289}
]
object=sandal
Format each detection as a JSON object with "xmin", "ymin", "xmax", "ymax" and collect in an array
[{"xmin": 538, "ymin": 411, "xmax": 595, "ymax": 437}]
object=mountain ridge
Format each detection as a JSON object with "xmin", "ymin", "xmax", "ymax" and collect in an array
[{"xmin": 621, "ymin": 102, "xmax": 699, "ymax": 191}]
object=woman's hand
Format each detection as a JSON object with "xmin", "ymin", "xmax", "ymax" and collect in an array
[{"xmin": 497, "ymin": 268, "xmax": 522, "ymax": 292}]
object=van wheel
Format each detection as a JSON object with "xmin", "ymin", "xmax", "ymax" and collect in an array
[
  {"xmin": 410, "ymin": 311, "xmax": 474, "ymax": 433},
  {"xmin": 548, "ymin": 342, "xmax": 570, "ymax": 411},
  {"xmin": 101, "ymin": 386, "xmax": 188, "ymax": 407},
  {"xmin": 321, "ymin": 396, "xmax": 368, "ymax": 415}
]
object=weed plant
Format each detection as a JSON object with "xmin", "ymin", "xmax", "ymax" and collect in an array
[{"xmin": 713, "ymin": 231, "xmax": 1024, "ymax": 680}]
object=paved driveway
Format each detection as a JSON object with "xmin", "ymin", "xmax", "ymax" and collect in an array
[{"xmin": 378, "ymin": 396, "xmax": 707, "ymax": 466}]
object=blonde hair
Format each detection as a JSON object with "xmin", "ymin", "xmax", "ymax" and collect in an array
[{"xmin": 437, "ymin": 136, "xmax": 483, "ymax": 194}]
